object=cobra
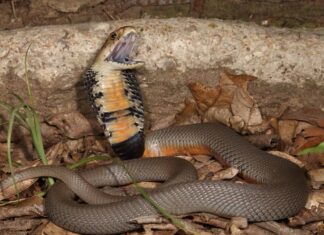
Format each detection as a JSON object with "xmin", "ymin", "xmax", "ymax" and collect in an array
[{"xmin": 0, "ymin": 26, "xmax": 308, "ymax": 234}]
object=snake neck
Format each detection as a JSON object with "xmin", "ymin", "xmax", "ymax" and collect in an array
[{"xmin": 84, "ymin": 62, "xmax": 145, "ymax": 159}]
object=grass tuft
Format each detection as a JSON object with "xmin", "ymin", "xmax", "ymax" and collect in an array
[
  {"xmin": 0, "ymin": 42, "xmax": 55, "ymax": 198},
  {"xmin": 0, "ymin": 42, "xmax": 196, "ymax": 234}
]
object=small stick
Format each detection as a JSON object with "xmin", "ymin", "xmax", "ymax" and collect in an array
[{"xmin": 11, "ymin": 0, "xmax": 17, "ymax": 19}]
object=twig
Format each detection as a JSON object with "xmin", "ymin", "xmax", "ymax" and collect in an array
[{"xmin": 10, "ymin": 0, "xmax": 17, "ymax": 19}]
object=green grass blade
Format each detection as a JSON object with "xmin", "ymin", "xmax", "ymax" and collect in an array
[
  {"xmin": 298, "ymin": 142, "xmax": 324, "ymax": 155},
  {"xmin": 114, "ymin": 158, "xmax": 192, "ymax": 233},
  {"xmin": 68, "ymin": 155, "xmax": 112, "ymax": 170},
  {"xmin": 0, "ymin": 101, "xmax": 28, "ymax": 127},
  {"xmin": 24, "ymin": 42, "xmax": 34, "ymax": 104},
  {"xmin": 7, "ymin": 105, "xmax": 25, "ymax": 199},
  {"xmin": 24, "ymin": 107, "xmax": 54, "ymax": 185}
]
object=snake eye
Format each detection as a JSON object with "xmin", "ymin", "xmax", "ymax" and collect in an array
[{"xmin": 110, "ymin": 32, "xmax": 117, "ymax": 40}]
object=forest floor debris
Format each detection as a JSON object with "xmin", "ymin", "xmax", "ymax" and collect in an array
[{"xmin": 0, "ymin": 70, "xmax": 323, "ymax": 234}]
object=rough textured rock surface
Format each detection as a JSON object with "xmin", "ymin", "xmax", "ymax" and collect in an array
[{"xmin": 0, "ymin": 18, "xmax": 323, "ymax": 123}]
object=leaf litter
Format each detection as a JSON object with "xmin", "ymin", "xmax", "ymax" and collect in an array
[{"xmin": 0, "ymin": 69, "xmax": 324, "ymax": 234}]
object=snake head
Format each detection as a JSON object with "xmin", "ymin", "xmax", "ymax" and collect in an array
[{"xmin": 95, "ymin": 26, "xmax": 144, "ymax": 70}]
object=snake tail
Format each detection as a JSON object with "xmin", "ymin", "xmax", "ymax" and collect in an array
[{"xmin": 83, "ymin": 27, "xmax": 145, "ymax": 159}]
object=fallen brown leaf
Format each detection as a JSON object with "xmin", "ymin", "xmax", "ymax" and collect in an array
[
  {"xmin": 229, "ymin": 217, "xmax": 248, "ymax": 235},
  {"xmin": 174, "ymin": 70, "xmax": 265, "ymax": 134},
  {"xmin": 299, "ymin": 153, "xmax": 324, "ymax": 169},
  {"xmin": 308, "ymin": 168, "xmax": 324, "ymax": 189},
  {"xmin": 301, "ymin": 127, "xmax": 324, "ymax": 138},
  {"xmin": 188, "ymin": 82, "xmax": 220, "ymax": 112},
  {"xmin": 192, "ymin": 154, "xmax": 212, "ymax": 164},
  {"xmin": 197, "ymin": 161, "xmax": 223, "ymax": 180},
  {"xmin": 292, "ymin": 126, "xmax": 324, "ymax": 153},
  {"xmin": 0, "ymin": 196, "xmax": 44, "ymax": 220},
  {"xmin": 278, "ymin": 120, "xmax": 299, "ymax": 144},
  {"xmin": 212, "ymin": 167, "xmax": 239, "ymax": 181},
  {"xmin": 302, "ymin": 221, "xmax": 324, "ymax": 234},
  {"xmin": 289, "ymin": 207, "xmax": 324, "ymax": 227},
  {"xmin": 203, "ymin": 105, "xmax": 232, "ymax": 126},
  {"xmin": 256, "ymin": 221, "xmax": 309, "ymax": 235},
  {"xmin": 0, "ymin": 218, "xmax": 44, "ymax": 233},
  {"xmin": 217, "ymin": 70, "xmax": 256, "ymax": 105},
  {"xmin": 206, "ymin": 70, "xmax": 263, "ymax": 133},
  {"xmin": 306, "ymin": 191, "xmax": 324, "ymax": 209},
  {"xmin": 192, "ymin": 214, "xmax": 271, "ymax": 235},
  {"xmin": 268, "ymin": 150, "xmax": 305, "ymax": 168},
  {"xmin": 174, "ymin": 98, "xmax": 201, "ymax": 125},
  {"xmin": 220, "ymin": 70, "xmax": 257, "ymax": 89},
  {"xmin": 142, "ymin": 223, "xmax": 177, "ymax": 235},
  {"xmin": 293, "ymin": 135, "xmax": 324, "ymax": 154},
  {"xmin": 47, "ymin": 111, "xmax": 100, "ymax": 139},
  {"xmin": 229, "ymin": 115, "xmax": 245, "ymax": 132},
  {"xmin": 231, "ymin": 87, "xmax": 262, "ymax": 127},
  {"xmin": 0, "ymin": 176, "xmax": 37, "ymax": 201},
  {"xmin": 35, "ymin": 221, "xmax": 80, "ymax": 235},
  {"xmin": 281, "ymin": 107, "xmax": 324, "ymax": 128}
]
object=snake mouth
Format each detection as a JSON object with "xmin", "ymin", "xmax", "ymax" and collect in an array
[{"xmin": 107, "ymin": 32, "xmax": 138, "ymax": 64}]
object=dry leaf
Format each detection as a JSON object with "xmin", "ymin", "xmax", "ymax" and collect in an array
[
  {"xmin": 0, "ymin": 196, "xmax": 44, "ymax": 220},
  {"xmin": 216, "ymin": 72, "xmax": 237, "ymax": 106},
  {"xmin": 0, "ymin": 218, "xmax": 44, "ymax": 233},
  {"xmin": 204, "ymin": 70, "xmax": 262, "ymax": 133},
  {"xmin": 175, "ymin": 98, "xmax": 201, "ymax": 125},
  {"xmin": 289, "ymin": 207, "xmax": 324, "ymax": 227},
  {"xmin": 229, "ymin": 115, "xmax": 245, "ymax": 132},
  {"xmin": 0, "ymin": 160, "xmax": 43, "ymax": 200},
  {"xmin": 231, "ymin": 87, "xmax": 262, "ymax": 127},
  {"xmin": 217, "ymin": 70, "xmax": 256, "ymax": 105},
  {"xmin": 212, "ymin": 167, "xmax": 239, "ymax": 181},
  {"xmin": 302, "ymin": 127, "xmax": 324, "ymax": 138},
  {"xmin": 256, "ymin": 221, "xmax": 307, "ymax": 235},
  {"xmin": 198, "ymin": 162, "xmax": 223, "ymax": 180},
  {"xmin": 292, "ymin": 126, "xmax": 324, "ymax": 154},
  {"xmin": 280, "ymin": 107, "xmax": 324, "ymax": 128},
  {"xmin": 0, "ymin": 178, "xmax": 37, "ymax": 201},
  {"xmin": 220, "ymin": 70, "xmax": 257, "ymax": 90},
  {"xmin": 268, "ymin": 150, "xmax": 305, "ymax": 168},
  {"xmin": 308, "ymin": 168, "xmax": 324, "ymax": 187},
  {"xmin": 230, "ymin": 217, "xmax": 248, "ymax": 229},
  {"xmin": 300, "ymin": 153, "xmax": 324, "ymax": 167},
  {"xmin": 47, "ymin": 111, "xmax": 99, "ymax": 139},
  {"xmin": 142, "ymin": 223, "xmax": 176, "ymax": 235},
  {"xmin": 293, "ymin": 135, "xmax": 324, "ymax": 154},
  {"xmin": 278, "ymin": 120, "xmax": 299, "ymax": 144},
  {"xmin": 175, "ymin": 70, "xmax": 264, "ymax": 134},
  {"xmin": 192, "ymin": 154, "xmax": 212, "ymax": 163},
  {"xmin": 204, "ymin": 105, "xmax": 232, "ymax": 126},
  {"xmin": 36, "ymin": 222, "xmax": 80, "ymax": 235},
  {"xmin": 305, "ymin": 191, "xmax": 324, "ymax": 209},
  {"xmin": 188, "ymin": 82, "xmax": 221, "ymax": 112}
]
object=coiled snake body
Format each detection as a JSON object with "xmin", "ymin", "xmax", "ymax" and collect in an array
[{"xmin": 0, "ymin": 27, "xmax": 308, "ymax": 234}]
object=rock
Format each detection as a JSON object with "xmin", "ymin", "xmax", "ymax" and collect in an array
[
  {"xmin": 0, "ymin": 18, "xmax": 322, "ymax": 124},
  {"xmin": 48, "ymin": 0, "xmax": 106, "ymax": 13}
]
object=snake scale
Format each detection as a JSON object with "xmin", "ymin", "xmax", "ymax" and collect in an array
[{"xmin": 0, "ymin": 27, "xmax": 308, "ymax": 234}]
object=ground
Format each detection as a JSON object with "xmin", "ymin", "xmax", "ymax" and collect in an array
[{"xmin": 0, "ymin": 1, "xmax": 323, "ymax": 235}]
